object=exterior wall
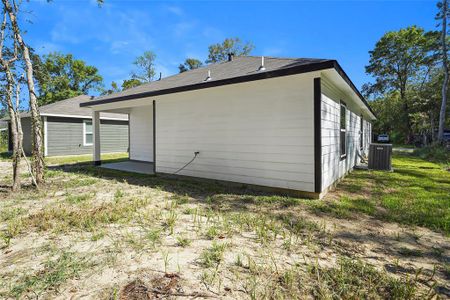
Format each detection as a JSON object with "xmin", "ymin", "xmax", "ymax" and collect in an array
[
  {"xmin": 155, "ymin": 73, "xmax": 317, "ymax": 192},
  {"xmin": 321, "ymin": 78, "xmax": 372, "ymax": 191},
  {"xmin": 129, "ymin": 105, "xmax": 153, "ymax": 161},
  {"xmin": 46, "ymin": 117, "xmax": 128, "ymax": 157}
]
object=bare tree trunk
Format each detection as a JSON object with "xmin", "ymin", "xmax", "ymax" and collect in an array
[
  {"xmin": 9, "ymin": 112, "xmax": 21, "ymax": 191},
  {"xmin": 3, "ymin": 66, "xmax": 22, "ymax": 191},
  {"xmin": 430, "ymin": 110, "xmax": 436, "ymax": 143},
  {"xmin": 438, "ymin": 0, "xmax": 449, "ymax": 144},
  {"xmin": 0, "ymin": 9, "xmax": 21, "ymax": 191},
  {"xmin": 3, "ymin": 0, "xmax": 44, "ymax": 185}
]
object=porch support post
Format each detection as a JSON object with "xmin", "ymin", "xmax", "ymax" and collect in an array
[
  {"xmin": 43, "ymin": 116, "xmax": 48, "ymax": 157},
  {"xmin": 93, "ymin": 111, "xmax": 101, "ymax": 165},
  {"xmin": 153, "ymin": 100, "xmax": 156, "ymax": 174}
]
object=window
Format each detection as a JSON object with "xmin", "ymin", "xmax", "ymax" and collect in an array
[
  {"xmin": 340, "ymin": 102, "xmax": 347, "ymax": 159},
  {"xmin": 83, "ymin": 120, "xmax": 93, "ymax": 146},
  {"xmin": 360, "ymin": 115, "xmax": 364, "ymax": 150}
]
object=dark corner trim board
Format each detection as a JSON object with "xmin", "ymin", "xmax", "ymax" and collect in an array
[
  {"xmin": 152, "ymin": 100, "xmax": 156, "ymax": 174},
  {"xmin": 80, "ymin": 60, "xmax": 375, "ymax": 118},
  {"xmin": 314, "ymin": 77, "xmax": 322, "ymax": 194}
]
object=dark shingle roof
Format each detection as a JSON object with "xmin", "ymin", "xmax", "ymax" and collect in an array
[
  {"xmin": 93, "ymin": 56, "xmax": 332, "ymax": 102},
  {"xmin": 3, "ymin": 95, "xmax": 127, "ymax": 120},
  {"xmin": 81, "ymin": 56, "xmax": 374, "ymax": 118}
]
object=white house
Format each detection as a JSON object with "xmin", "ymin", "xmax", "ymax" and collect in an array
[{"xmin": 81, "ymin": 56, "xmax": 375, "ymax": 198}]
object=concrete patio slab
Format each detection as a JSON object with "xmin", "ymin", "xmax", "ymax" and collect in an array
[{"xmin": 101, "ymin": 160, "xmax": 154, "ymax": 175}]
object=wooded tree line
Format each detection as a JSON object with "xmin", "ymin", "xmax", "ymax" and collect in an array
[{"xmin": 365, "ymin": 1, "xmax": 449, "ymax": 145}]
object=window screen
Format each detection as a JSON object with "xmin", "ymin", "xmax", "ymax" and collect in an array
[
  {"xmin": 340, "ymin": 103, "xmax": 347, "ymax": 158},
  {"xmin": 84, "ymin": 120, "xmax": 93, "ymax": 146},
  {"xmin": 360, "ymin": 116, "xmax": 364, "ymax": 150}
]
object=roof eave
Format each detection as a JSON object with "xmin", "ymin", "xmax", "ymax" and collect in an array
[
  {"xmin": 81, "ymin": 60, "xmax": 336, "ymax": 107},
  {"xmin": 80, "ymin": 59, "xmax": 375, "ymax": 120},
  {"xmin": 331, "ymin": 61, "xmax": 376, "ymax": 120}
]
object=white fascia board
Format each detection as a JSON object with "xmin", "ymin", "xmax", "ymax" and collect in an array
[{"xmin": 40, "ymin": 113, "xmax": 129, "ymax": 121}]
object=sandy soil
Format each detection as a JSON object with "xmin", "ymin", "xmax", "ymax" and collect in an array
[{"xmin": 0, "ymin": 160, "xmax": 448, "ymax": 299}]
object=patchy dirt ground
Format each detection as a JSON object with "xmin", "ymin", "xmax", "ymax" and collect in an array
[{"xmin": 0, "ymin": 157, "xmax": 449, "ymax": 299}]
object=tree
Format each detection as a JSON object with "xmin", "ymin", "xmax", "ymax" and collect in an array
[
  {"xmin": 0, "ymin": 9, "xmax": 22, "ymax": 191},
  {"xmin": 131, "ymin": 51, "xmax": 156, "ymax": 82},
  {"xmin": 101, "ymin": 81, "xmax": 120, "ymax": 95},
  {"xmin": 0, "ymin": 9, "xmax": 37, "ymax": 190},
  {"xmin": 121, "ymin": 78, "xmax": 142, "ymax": 90},
  {"xmin": 101, "ymin": 78, "xmax": 142, "ymax": 95},
  {"xmin": 364, "ymin": 26, "xmax": 438, "ymax": 143},
  {"xmin": 3, "ymin": 0, "xmax": 44, "ymax": 186},
  {"xmin": 206, "ymin": 37, "xmax": 254, "ymax": 64},
  {"xmin": 33, "ymin": 52, "xmax": 103, "ymax": 105},
  {"xmin": 178, "ymin": 58, "xmax": 202, "ymax": 73},
  {"xmin": 436, "ymin": 0, "xmax": 449, "ymax": 143}
]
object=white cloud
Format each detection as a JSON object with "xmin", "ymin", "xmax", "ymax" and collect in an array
[
  {"xmin": 165, "ymin": 5, "xmax": 184, "ymax": 16},
  {"xmin": 172, "ymin": 21, "xmax": 197, "ymax": 37},
  {"xmin": 110, "ymin": 41, "xmax": 130, "ymax": 54}
]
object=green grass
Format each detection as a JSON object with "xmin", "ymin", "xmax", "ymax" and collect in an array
[
  {"xmin": 200, "ymin": 242, "xmax": 228, "ymax": 268},
  {"xmin": 309, "ymin": 258, "xmax": 422, "ymax": 299},
  {"xmin": 8, "ymin": 251, "xmax": 92, "ymax": 298},
  {"xmin": 195, "ymin": 153, "xmax": 450, "ymax": 235},
  {"xmin": 45, "ymin": 152, "xmax": 128, "ymax": 166},
  {"xmin": 315, "ymin": 153, "xmax": 450, "ymax": 234}
]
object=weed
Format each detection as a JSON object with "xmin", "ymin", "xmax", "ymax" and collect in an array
[
  {"xmin": 9, "ymin": 251, "xmax": 92, "ymax": 298},
  {"xmin": 0, "ymin": 207, "xmax": 25, "ymax": 222},
  {"xmin": 163, "ymin": 209, "xmax": 178, "ymax": 235},
  {"xmin": 162, "ymin": 251, "xmax": 171, "ymax": 273},
  {"xmin": 176, "ymin": 235, "xmax": 191, "ymax": 247},
  {"xmin": 200, "ymin": 242, "xmax": 228, "ymax": 268},
  {"xmin": 91, "ymin": 229, "xmax": 105, "ymax": 241},
  {"xmin": 172, "ymin": 194, "xmax": 190, "ymax": 205},
  {"xmin": 66, "ymin": 193, "xmax": 93, "ymax": 204},
  {"xmin": 114, "ymin": 189, "xmax": 124, "ymax": 202},
  {"xmin": 205, "ymin": 225, "xmax": 219, "ymax": 240},
  {"xmin": 235, "ymin": 254, "xmax": 244, "ymax": 268},
  {"xmin": 145, "ymin": 228, "xmax": 161, "ymax": 248}
]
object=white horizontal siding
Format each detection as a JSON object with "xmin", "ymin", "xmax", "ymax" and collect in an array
[
  {"xmin": 155, "ymin": 73, "xmax": 317, "ymax": 192},
  {"xmin": 129, "ymin": 106, "xmax": 153, "ymax": 162},
  {"xmin": 321, "ymin": 77, "xmax": 371, "ymax": 191}
]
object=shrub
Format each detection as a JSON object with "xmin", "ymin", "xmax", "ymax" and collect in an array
[{"xmin": 413, "ymin": 145, "xmax": 449, "ymax": 165}]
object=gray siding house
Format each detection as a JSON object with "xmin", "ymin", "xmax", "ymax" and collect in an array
[{"xmin": 5, "ymin": 95, "xmax": 129, "ymax": 157}]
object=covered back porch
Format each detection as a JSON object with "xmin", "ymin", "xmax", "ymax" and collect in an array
[{"xmin": 91, "ymin": 98, "xmax": 155, "ymax": 175}]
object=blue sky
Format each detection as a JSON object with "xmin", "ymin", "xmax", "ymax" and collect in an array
[{"xmin": 21, "ymin": 0, "xmax": 437, "ymax": 94}]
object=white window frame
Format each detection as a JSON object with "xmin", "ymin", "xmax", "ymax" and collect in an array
[
  {"xmin": 360, "ymin": 115, "xmax": 364, "ymax": 151},
  {"xmin": 340, "ymin": 101, "xmax": 347, "ymax": 160},
  {"xmin": 83, "ymin": 120, "xmax": 93, "ymax": 146}
]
